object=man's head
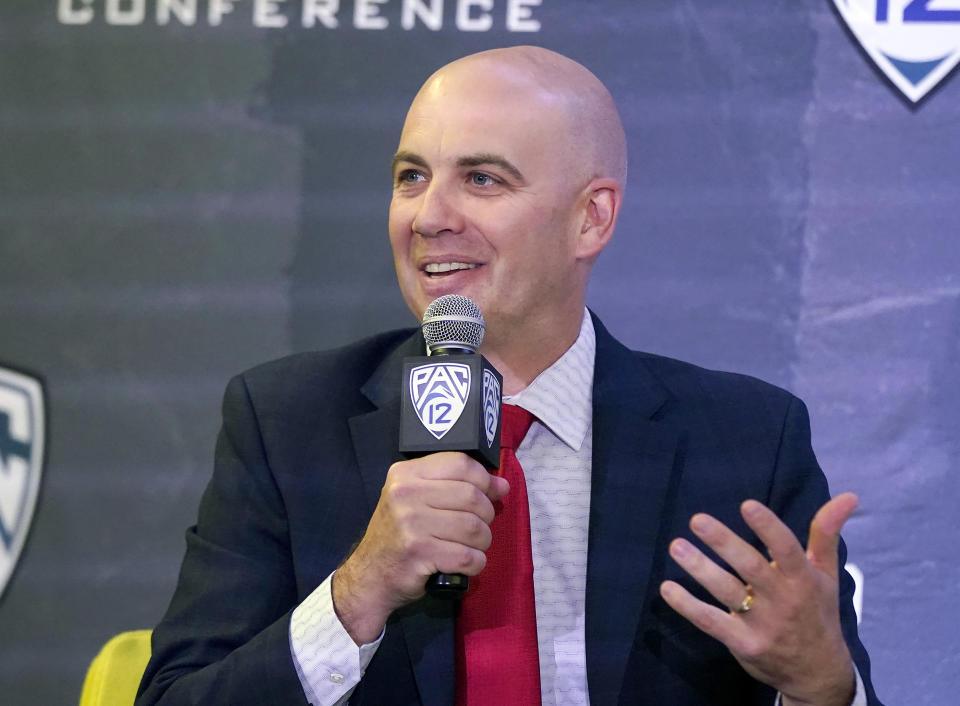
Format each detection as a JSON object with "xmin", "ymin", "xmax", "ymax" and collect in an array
[{"xmin": 389, "ymin": 46, "xmax": 626, "ymax": 367}]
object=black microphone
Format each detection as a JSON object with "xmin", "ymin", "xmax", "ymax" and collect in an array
[{"xmin": 399, "ymin": 294, "xmax": 503, "ymax": 598}]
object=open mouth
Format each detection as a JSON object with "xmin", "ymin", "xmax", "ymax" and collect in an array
[{"xmin": 424, "ymin": 262, "xmax": 479, "ymax": 279}]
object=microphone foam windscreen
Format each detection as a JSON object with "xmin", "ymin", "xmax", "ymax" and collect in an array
[{"xmin": 421, "ymin": 294, "xmax": 486, "ymax": 353}]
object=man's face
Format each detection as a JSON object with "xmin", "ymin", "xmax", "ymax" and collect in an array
[{"xmin": 388, "ymin": 65, "xmax": 589, "ymax": 349}]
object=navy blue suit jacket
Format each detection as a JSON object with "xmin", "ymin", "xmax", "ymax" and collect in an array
[{"xmin": 138, "ymin": 315, "xmax": 880, "ymax": 705}]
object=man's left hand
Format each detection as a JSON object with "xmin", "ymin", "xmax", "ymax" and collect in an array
[{"xmin": 660, "ymin": 493, "xmax": 859, "ymax": 706}]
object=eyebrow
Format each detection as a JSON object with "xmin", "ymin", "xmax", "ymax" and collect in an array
[
  {"xmin": 391, "ymin": 150, "xmax": 526, "ymax": 184},
  {"xmin": 391, "ymin": 150, "xmax": 428, "ymax": 176},
  {"xmin": 457, "ymin": 153, "xmax": 526, "ymax": 183}
]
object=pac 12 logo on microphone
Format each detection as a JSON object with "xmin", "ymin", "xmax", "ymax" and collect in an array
[
  {"xmin": 833, "ymin": 0, "xmax": 960, "ymax": 102},
  {"xmin": 482, "ymin": 370, "xmax": 501, "ymax": 449},
  {"xmin": 410, "ymin": 363, "xmax": 471, "ymax": 439},
  {"xmin": 0, "ymin": 366, "xmax": 45, "ymax": 600}
]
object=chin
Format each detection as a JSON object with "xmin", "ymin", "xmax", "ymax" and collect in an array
[{"xmin": 417, "ymin": 284, "xmax": 479, "ymax": 312}]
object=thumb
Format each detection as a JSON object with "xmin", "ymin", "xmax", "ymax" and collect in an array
[{"xmin": 806, "ymin": 492, "xmax": 858, "ymax": 574}]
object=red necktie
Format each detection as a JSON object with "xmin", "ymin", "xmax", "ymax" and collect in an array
[{"xmin": 455, "ymin": 404, "xmax": 541, "ymax": 706}]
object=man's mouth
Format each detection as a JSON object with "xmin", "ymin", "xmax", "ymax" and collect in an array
[{"xmin": 424, "ymin": 262, "xmax": 479, "ymax": 278}]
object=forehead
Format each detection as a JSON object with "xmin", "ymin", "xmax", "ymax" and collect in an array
[{"xmin": 396, "ymin": 71, "xmax": 571, "ymax": 169}]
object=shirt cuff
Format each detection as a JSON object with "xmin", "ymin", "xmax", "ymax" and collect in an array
[
  {"xmin": 850, "ymin": 664, "xmax": 866, "ymax": 706},
  {"xmin": 289, "ymin": 571, "xmax": 384, "ymax": 706},
  {"xmin": 774, "ymin": 662, "xmax": 866, "ymax": 706}
]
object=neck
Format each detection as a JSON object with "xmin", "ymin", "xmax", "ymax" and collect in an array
[{"xmin": 481, "ymin": 310, "xmax": 584, "ymax": 396}]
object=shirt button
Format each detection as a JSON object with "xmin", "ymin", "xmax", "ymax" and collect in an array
[{"xmin": 329, "ymin": 672, "xmax": 345, "ymax": 685}]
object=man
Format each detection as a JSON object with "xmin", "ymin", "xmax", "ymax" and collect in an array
[{"xmin": 138, "ymin": 47, "xmax": 880, "ymax": 705}]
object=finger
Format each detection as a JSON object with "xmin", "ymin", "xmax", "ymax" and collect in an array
[
  {"xmin": 420, "ymin": 480, "xmax": 498, "ymax": 524},
  {"xmin": 484, "ymin": 473, "xmax": 510, "ymax": 502},
  {"xmin": 739, "ymin": 500, "xmax": 807, "ymax": 575},
  {"xmin": 401, "ymin": 453, "xmax": 509, "ymax": 502},
  {"xmin": 421, "ymin": 453, "xmax": 510, "ymax": 501},
  {"xmin": 689, "ymin": 513, "xmax": 774, "ymax": 589},
  {"xmin": 429, "ymin": 508, "xmax": 494, "ymax": 551},
  {"xmin": 412, "ymin": 452, "xmax": 487, "ymax": 481},
  {"xmin": 806, "ymin": 492, "xmax": 858, "ymax": 574},
  {"xmin": 431, "ymin": 537, "xmax": 488, "ymax": 576},
  {"xmin": 668, "ymin": 538, "xmax": 751, "ymax": 612},
  {"xmin": 659, "ymin": 580, "xmax": 742, "ymax": 646}
]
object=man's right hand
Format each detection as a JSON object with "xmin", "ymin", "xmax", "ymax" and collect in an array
[{"xmin": 331, "ymin": 452, "xmax": 510, "ymax": 645}]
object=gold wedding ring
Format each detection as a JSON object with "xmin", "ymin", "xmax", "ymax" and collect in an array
[{"xmin": 734, "ymin": 584, "xmax": 754, "ymax": 614}]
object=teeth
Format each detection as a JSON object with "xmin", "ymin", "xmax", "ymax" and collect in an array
[{"xmin": 425, "ymin": 262, "xmax": 478, "ymax": 274}]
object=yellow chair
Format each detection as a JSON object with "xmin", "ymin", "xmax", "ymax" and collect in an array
[{"xmin": 79, "ymin": 630, "xmax": 152, "ymax": 706}]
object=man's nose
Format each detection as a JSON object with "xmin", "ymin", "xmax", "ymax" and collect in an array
[{"xmin": 412, "ymin": 182, "xmax": 465, "ymax": 237}]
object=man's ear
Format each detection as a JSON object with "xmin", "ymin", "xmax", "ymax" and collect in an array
[{"xmin": 576, "ymin": 177, "xmax": 622, "ymax": 261}]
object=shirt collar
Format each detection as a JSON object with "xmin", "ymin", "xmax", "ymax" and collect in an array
[{"xmin": 504, "ymin": 309, "xmax": 595, "ymax": 451}]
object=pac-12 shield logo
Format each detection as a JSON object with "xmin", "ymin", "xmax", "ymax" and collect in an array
[
  {"xmin": 833, "ymin": 0, "xmax": 960, "ymax": 102},
  {"xmin": 482, "ymin": 370, "xmax": 501, "ymax": 449},
  {"xmin": 0, "ymin": 367, "xmax": 44, "ymax": 599},
  {"xmin": 410, "ymin": 363, "xmax": 471, "ymax": 439}
]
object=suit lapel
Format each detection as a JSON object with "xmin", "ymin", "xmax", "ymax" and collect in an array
[
  {"xmin": 348, "ymin": 331, "xmax": 456, "ymax": 706},
  {"xmin": 585, "ymin": 316, "xmax": 682, "ymax": 704}
]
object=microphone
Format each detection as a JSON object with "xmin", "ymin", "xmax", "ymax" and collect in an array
[{"xmin": 400, "ymin": 294, "xmax": 503, "ymax": 598}]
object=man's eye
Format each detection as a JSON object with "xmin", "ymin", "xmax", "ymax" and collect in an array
[
  {"xmin": 470, "ymin": 173, "xmax": 496, "ymax": 187},
  {"xmin": 397, "ymin": 169, "xmax": 425, "ymax": 184}
]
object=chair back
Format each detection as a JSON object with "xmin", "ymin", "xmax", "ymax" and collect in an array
[{"xmin": 79, "ymin": 630, "xmax": 152, "ymax": 706}]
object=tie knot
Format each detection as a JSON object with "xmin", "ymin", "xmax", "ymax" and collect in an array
[{"xmin": 500, "ymin": 404, "xmax": 535, "ymax": 450}]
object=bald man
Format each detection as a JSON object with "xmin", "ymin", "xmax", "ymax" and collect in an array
[{"xmin": 138, "ymin": 47, "xmax": 880, "ymax": 706}]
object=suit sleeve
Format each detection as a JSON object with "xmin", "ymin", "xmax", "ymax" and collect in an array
[
  {"xmin": 765, "ymin": 396, "xmax": 883, "ymax": 706},
  {"xmin": 136, "ymin": 374, "xmax": 309, "ymax": 706}
]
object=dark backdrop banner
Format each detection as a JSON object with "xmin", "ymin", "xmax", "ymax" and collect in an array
[{"xmin": 2, "ymin": 1, "xmax": 957, "ymax": 703}]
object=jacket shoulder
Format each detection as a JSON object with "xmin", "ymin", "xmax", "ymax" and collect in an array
[
  {"xmin": 232, "ymin": 328, "xmax": 417, "ymax": 412},
  {"xmin": 591, "ymin": 312, "xmax": 799, "ymax": 418},
  {"xmin": 634, "ymin": 349, "xmax": 798, "ymax": 410}
]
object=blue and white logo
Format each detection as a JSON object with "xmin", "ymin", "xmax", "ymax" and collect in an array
[
  {"xmin": 0, "ymin": 367, "xmax": 44, "ymax": 599},
  {"xmin": 833, "ymin": 0, "xmax": 960, "ymax": 102},
  {"xmin": 410, "ymin": 363, "xmax": 471, "ymax": 440},
  {"xmin": 482, "ymin": 370, "xmax": 501, "ymax": 449}
]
